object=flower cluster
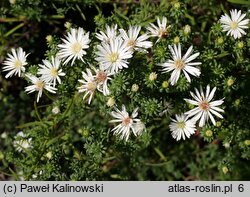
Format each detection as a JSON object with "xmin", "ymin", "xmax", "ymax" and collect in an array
[{"xmin": 1, "ymin": 9, "xmax": 249, "ymax": 143}]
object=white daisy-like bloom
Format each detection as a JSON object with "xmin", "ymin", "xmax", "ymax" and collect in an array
[
  {"xmin": 2, "ymin": 47, "xmax": 29, "ymax": 78},
  {"xmin": 219, "ymin": 9, "xmax": 249, "ymax": 39},
  {"xmin": 37, "ymin": 56, "xmax": 65, "ymax": 87},
  {"xmin": 170, "ymin": 114, "xmax": 196, "ymax": 141},
  {"xmin": 147, "ymin": 16, "xmax": 170, "ymax": 42},
  {"xmin": 161, "ymin": 44, "xmax": 201, "ymax": 85},
  {"xmin": 58, "ymin": 27, "xmax": 90, "ymax": 65},
  {"xmin": 13, "ymin": 131, "xmax": 32, "ymax": 152},
  {"xmin": 95, "ymin": 37, "xmax": 133, "ymax": 74},
  {"xmin": 25, "ymin": 74, "xmax": 57, "ymax": 102},
  {"xmin": 93, "ymin": 65, "xmax": 113, "ymax": 96},
  {"xmin": 184, "ymin": 85, "xmax": 224, "ymax": 127},
  {"xmin": 77, "ymin": 68, "xmax": 97, "ymax": 104},
  {"xmin": 133, "ymin": 121, "xmax": 146, "ymax": 136},
  {"xmin": 96, "ymin": 24, "xmax": 118, "ymax": 43},
  {"xmin": 109, "ymin": 105, "xmax": 141, "ymax": 141},
  {"xmin": 119, "ymin": 26, "xmax": 152, "ymax": 52}
]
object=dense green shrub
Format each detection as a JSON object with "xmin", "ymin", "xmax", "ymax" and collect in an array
[{"xmin": 0, "ymin": 0, "xmax": 250, "ymax": 181}]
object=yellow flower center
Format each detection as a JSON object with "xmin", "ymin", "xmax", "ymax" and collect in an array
[
  {"xmin": 230, "ymin": 21, "xmax": 238, "ymax": 30},
  {"xmin": 199, "ymin": 101, "xmax": 209, "ymax": 110},
  {"xmin": 87, "ymin": 82, "xmax": 97, "ymax": 91},
  {"xmin": 127, "ymin": 39, "xmax": 136, "ymax": 47},
  {"xmin": 36, "ymin": 81, "xmax": 45, "ymax": 91},
  {"xmin": 50, "ymin": 68, "xmax": 58, "ymax": 77},
  {"xmin": 96, "ymin": 71, "xmax": 107, "ymax": 83},
  {"xmin": 122, "ymin": 117, "xmax": 132, "ymax": 126},
  {"xmin": 109, "ymin": 53, "xmax": 118, "ymax": 63},
  {"xmin": 177, "ymin": 121, "xmax": 185, "ymax": 129},
  {"xmin": 14, "ymin": 60, "xmax": 22, "ymax": 68},
  {"xmin": 175, "ymin": 59, "xmax": 185, "ymax": 69},
  {"xmin": 71, "ymin": 42, "xmax": 82, "ymax": 54}
]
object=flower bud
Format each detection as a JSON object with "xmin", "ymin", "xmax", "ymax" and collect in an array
[
  {"xmin": 205, "ymin": 130, "xmax": 213, "ymax": 137},
  {"xmin": 149, "ymin": 72, "xmax": 157, "ymax": 81},
  {"xmin": 173, "ymin": 36, "xmax": 180, "ymax": 43},
  {"xmin": 162, "ymin": 81, "xmax": 169, "ymax": 89},
  {"xmin": 222, "ymin": 166, "xmax": 229, "ymax": 174},
  {"xmin": 183, "ymin": 25, "xmax": 191, "ymax": 35},
  {"xmin": 227, "ymin": 78, "xmax": 234, "ymax": 87},
  {"xmin": 131, "ymin": 84, "xmax": 139, "ymax": 92},
  {"xmin": 52, "ymin": 106, "xmax": 60, "ymax": 114},
  {"xmin": 107, "ymin": 97, "xmax": 115, "ymax": 107}
]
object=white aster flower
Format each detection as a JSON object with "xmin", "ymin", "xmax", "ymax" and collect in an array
[
  {"xmin": 134, "ymin": 121, "xmax": 146, "ymax": 136},
  {"xmin": 25, "ymin": 74, "xmax": 57, "ymax": 102},
  {"xmin": 170, "ymin": 114, "xmax": 196, "ymax": 141},
  {"xmin": 95, "ymin": 37, "xmax": 133, "ymax": 74},
  {"xmin": 2, "ymin": 47, "xmax": 29, "ymax": 78},
  {"xmin": 77, "ymin": 68, "xmax": 97, "ymax": 104},
  {"xmin": 219, "ymin": 9, "xmax": 249, "ymax": 39},
  {"xmin": 58, "ymin": 27, "xmax": 90, "ymax": 65},
  {"xmin": 96, "ymin": 24, "xmax": 118, "ymax": 43},
  {"xmin": 184, "ymin": 85, "xmax": 224, "ymax": 127},
  {"xmin": 109, "ymin": 105, "xmax": 141, "ymax": 141},
  {"xmin": 119, "ymin": 26, "xmax": 152, "ymax": 52},
  {"xmin": 93, "ymin": 66, "xmax": 113, "ymax": 96},
  {"xmin": 38, "ymin": 56, "xmax": 65, "ymax": 87},
  {"xmin": 161, "ymin": 44, "xmax": 201, "ymax": 85},
  {"xmin": 147, "ymin": 16, "xmax": 170, "ymax": 42},
  {"xmin": 13, "ymin": 131, "xmax": 32, "ymax": 152}
]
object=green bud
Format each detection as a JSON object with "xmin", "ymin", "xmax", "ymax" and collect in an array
[
  {"xmin": 235, "ymin": 99, "xmax": 240, "ymax": 106},
  {"xmin": 174, "ymin": 2, "xmax": 181, "ymax": 9},
  {"xmin": 0, "ymin": 152, "xmax": 4, "ymax": 160},
  {"xmin": 162, "ymin": 81, "xmax": 169, "ymax": 89},
  {"xmin": 237, "ymin": 41, "xmax": 244, "ymax": 49},
  {"xmin": 217, "ymin": 37, "xmax": 224, "ymax": 44},
  {"xmin": 82, "ymin": 129, "xmax": 89, "ymax": 137},
  {"xmin": 183, "ymin": 25, "xmax": 191, "ymax": 35},
  {"xmin": 227, "ymin": 78, "xmax": 234, "ymax": 87},
  {"xmin": 205, "ymin": 130, "xmax": 213, "ymax": 137},
  {"xmin": 173, "ymin": 36, "xmax": 180, "ymax": 43},
  {"xmin": 244, "ymin": 140, "xmax": 250, "ymax": 146},
  {"xmin": 46, "ymin": 35, "xmax": 53, "ymax": 43},
  {"xmin": 46, "ymin": 152, "xmax": 52, "ymax": 159},
  {"xmin": 64, "ymin": 22, "xmax": 72, "ymax": 29},
  {"xmin": 216, "ymin": 121, "xmax": 222, "ymax": 127}
]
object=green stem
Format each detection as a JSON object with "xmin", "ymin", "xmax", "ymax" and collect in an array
[
  {"xmin": 16, "ymin": 121, "xmax": 52, "ymax": 129},
  {"xmin": 4, "ymin": 23, "xmax": 25, "ymax": 37},
  {"xmin": 34, "ymin": 101, "xmax": 42, "ymax": 121},
  {"xmin": 44, "ymin": 91, "xmax": 55, "ymax": 101},
  {"xmin": 227, "ymin": 0, "xmax": 250, "ymax": 5},
  {"xmin": 144, "ymin": 161, "xmax": 169, "ymax": 167}
]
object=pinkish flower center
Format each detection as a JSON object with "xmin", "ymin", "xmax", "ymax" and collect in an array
[
  {"xmin": 199, "ymin": 101, "xmax": 209, "ymax": 110},
  {"xmin": 96, "ymin": 71, "xmax": 107, "ymax": 83},
  {"xmin": 122, "ymin": 117, "xmax": 132, "ymax": 126}
]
